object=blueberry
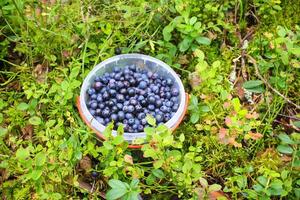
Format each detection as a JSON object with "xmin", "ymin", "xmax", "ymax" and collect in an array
[
  {"xmin": 132, "ymin": 124, "xmax": 138, "ymax": 130},
  {"xmin": 161, "ymin": 80, "xmax": 167, "ymax": 86},
  {"xmin": 128, "ymin": 127, "xmax": 134, "ymax": 133},
  {"xmin": 107, "ymin": 100, "xmax": 115, "ymax": 107},
  {"xmin": 116, "ymin": 94, "xmax": 125, "ymax": 102},
  {"xmin": 151, "ymin": 85, "xmax": 159, "ymax": 94},
  {"xmin": 165, "ymin": 101, "xmax": 173, "ymax": 107},
  {"xmin": 104, "ymin": 118, "xmax": 110, "ymax": 124},
  {"xmin": 128, "ymin": 118, "xmax": 135, "ymax": 125},
  {"xmin": 120, "ymin": 88, "xmax": 127, "ymax": 94},
  {"xmin": 108, "ymin": 81, "xmax": 117, "ymax": 89},
  {"xmin": 89, "ymin": 109, "xmax": 96, "ymax": 116},
  {"xmin": 141, "ymin": 118, "xmax": 147, "ymax": 125},
  {"xmin": 102, "ymin": 109, "xmax": 110, "ymax": 118},
  {"xmin": 101, "ymin": 77, "xmax": 109, "ymax": 84},
  {"xmin": 94, "ymin": 82, "xmax": 102, "ymax": 90},
  {"xmin": 138, "ymin": 81, "xmax": 147, "ymax": 89},
  {"xmin": 123, "ymin": 119, "xmax": 128, "ymax": 124},
  {"xmin": 95, "ymin": 117, "xmax": 104, "ymax": 124},
  {"xmin": 115, "ymin": 47, "xmax": 122, "ymax": 55},
  {"xmin": 127, "ymin": 105, "xmax": 135, "ymax": 113},
  {"xmin": 96, "ymin": 109, "xmax": 101, "ymax": 115},
  {"xmin": 91, "ymin": 171, "xmax": 99, "ymax": 178},
  {"xmin": 165, "ymin": 92, "xmax": 171, "ymax": 99},
  {"xmin": 98, "ymin": 103, "xmax": 105, "ymax": 109},
  {"xmin": 137, "ymin": 125, "xmax": 144, "ymax": 132},
  {"xmin": 87, "ymin": 88, "xmax": 96, "ymax": 95},
  {"xmin": 164, "ymin": 87, "xmax": 171, "ymax": 92},
  {"xmin": 137, "ymin": 95, "xmax": 145, "ymax": 101},
  {"xmin": 172, "ymin": 103, "xmax": 179, "ymax": 112},
  {"xmin": 160, "ymin": 105, "xmax": 168, "ymax": 113},
  {"xmin": 155, "ymin": 99, "xmax": 163, "ymax": 107},
  {"xmin": 118, "ymin": 111, "xmax": 125, "ymax": 121},
  {"xmin": 128, "ymin": 88, "xmax": 136, "ymax": 96},
  {"xmin": 124, "ymin": 68, "xmax": 131, "ymax": 75},
  {"xmin": 90, "ymin": 102, "xmax": 97, "ymax": 109},
  {"xmin": 171, "ymin": 88, "xmax": 179, "ymax": 96},
  {"xmin": 147, "ymin": 95, "xmax": 156, "ymax": 104},
  {"xmin": 140, "ymin": 99, "xmax": 147, "ymax": 106},
  {"xmin": 129, "ymin": 65, "xmax": 136, "ymax": 71},
  {"xmin": 152, "ymin": 73, "xmax": 158, "ymax": 79},
  {"xmin": 112, "ymin": 106, "xmax": 118, "ymax": 113},
  {"xmin": 102, "ymin": 91, "xmax": 110, "ymax": 100},
  {"xmin": 129, "ymin": 99, "xmax": 138, "ymax": 106},
  {"xmin": 147, "ymin": 71, "xmax": 153, "ymax": 78},
  {"xmin": 109, "ymin": 89, "xmax": 117, "ymax": 97},
  {"xmin": 166, "ymin": 78, "xmax": 173, "ymax": 86},
  {"xmin": 171, "ymin": 96, "xmax": 178, "ymax": 103},
  {"xmin": 155, "ymin": 114, "xmax": 163, "ymax": 123},
  {"xmin": 129, "ymin": 78, "xmax": 136, "ymax": 86},
  {"xmin": 91, "ymin": 94, "xmax": 97, "ymax": 100},
  {"xmin": 96, "ymin": 94, "xmax": 103, "ymax": 102},
  {"xmin": 125, "ymin": 113, "xmax": 134, "ymax": 119},
  {"xmin": 148, "ymin": 104, "xmax": 155, "ymax": 111},
  {"xmin": 124, "ymin": 101, "xmax": 130, "ymax": 106},
  {"xmin": 116, "ymin": 103, "xmax": 123, "ymax": 110},
  {"xmin": 123, "ymin": 106, "xmax": 128, "ymax": 112},
  {"xmin": 94, "ymin": 76, "xmax": 101, "ymax": 82},
  {"xmin": 164, "ymin": 113, "xmax": 171, "ymax": 121},
  {"xmin": 116, "ymin": 81, "xmax": 124, "ymax": 89},
  {"xmin": 135, "ymin": 104, "xmax": 143, "ymax": 112},
  {"xmin": 138, "ymin": 112, "xmax": 146, "ymax": 120},
  {"xmin": 111, "ymin": 114, "xmax": 118, "ymax": 121}
]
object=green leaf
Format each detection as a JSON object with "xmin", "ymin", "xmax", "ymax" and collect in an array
[
  {"xmin": 277, "ymin": 26, "xmax": 286, "ymax": 37},
  {"xmin": 293, "ymin": 121, "xmax": 300, "ymax": 128},
  {"xmin": 130, "ymin": 179, "xmax": 139, "ymax": 188},
  {"xmin": 179, "ymin": 134, "xmax": 185, "ymax": 142},
  {"xmin": 0, "ymin": 127, "xmax": 8, "ymax": 137},
  {"xmin": 190, "ymin": 113, "xmax": 199, "ymax": 124},
  {"xmin": 112, "ymin": 135, "xmax": 124, "ymax": 145},
  {"xmin": 189, "ymin": 17, "xmax": 197, "ymax": 25},
  {"xmin": 290, "ymin": 48, "xmax": 300, "ymax": 56},
  {"xmin": 208, "ymin": 184, "xmax": 222, "ymax": 192},
  {"xmin": 29, "ymin": 116, "xmax": 42, "ymax": 125},
  {"xmin": 17, "ymin": 102, "xmax": 29, "ymax": 111},
  {"xmin": 278, "ymin": 133, "xmax": 294, "ymax": 144},
  {"xmin": 126, "ymin": 191, "xmax": 140, "ymax": 200},
  {"xmin": 195, "ymin": 36, "xmax": 211, "ymax": 45},
  {"xmin": 163, "ymin": 25, "xmax": 174, "ymax": 41},
  {"xmin": 277, "ymin": 144, "xmax": 293, "ymax": 154},
  {"xmin": 179, "ymin": 37, "xmax": 193, "ymax": 52},
  {"xmin": 0, "ymin": 113, "xmax": 3, "ymax": 123},
  {"xmin": 153, "ymin": 159, "xmax": 164, "ymax": 169},
  {"xmin": 16, "ymin": 147, "xmax": 30, "ymax": 160},
  {"xmin": 146, "ymin": 174, "xmax": 156, "ymax": 185},
  {"xmin": 108, "ymin": 179, "xmax": 127, "ymax": 190},
  {"xmin": 35, "ymin": 152, "xmax": 47, "ymax": 166},
  {"xmin": 243, "ymin": 80, "xmax": 263, "ymax": 89},
  {"xmin": 152, "ymin": 169, "xmax": 165, "ymax": 179},
  {"xmin": 106, "ymin": 188, "xmax": 127, "ymax": 200},
  {"xmin": 31, "ymin": 169, "xmax": 43, "ymax": 180},
  {"xmin": 257, "ymin": 176, "xmax": 268, "ymax": 186},
  {"xmin": 146, "ymin": 115, "xmax": 156, "ymax": 126},
  {"xmin": 244, "ymin": 86, "xmax": 265, "ymax": 93}
]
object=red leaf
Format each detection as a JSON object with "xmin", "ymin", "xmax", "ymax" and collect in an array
[
  {"xmin": 248, "ymin": 132, "xmax": 263, "ymax": 140},
  {"xmin": 218, "ymin": 128, "xmax": 228, "ymax": 140},
  {"xmin": 225, "ymin": 116, "xmax": 232, "ymax": 127}
]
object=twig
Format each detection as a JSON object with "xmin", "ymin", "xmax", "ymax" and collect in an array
[{"xmin": 246, "ymin": 55, "xmax": 300, "ymax": 110}]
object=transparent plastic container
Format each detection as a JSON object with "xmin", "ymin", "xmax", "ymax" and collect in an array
[{"xmin": 78, "ymin": 54, "xmax": 187, "ymax": 145}]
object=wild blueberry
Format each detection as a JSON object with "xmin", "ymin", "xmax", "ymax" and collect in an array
[
  {"xmin": 102, "ymin": 91, "xmax": 110, "ymax": 100},
  {"xmin": 141, "ymin": 118, "xmax": 147, "ymax": 125},
  {"xmin": 127, "ymin": 105, "xmax": 135, "ymax": 113},
  {"xmin": 96, "ymin": 117, "xmax": 104, "ymax": 124},
  {"xmin": 89, "ymin": 109, "xmax": 96, "ymax": 116},
  {"xmin": 94, "ymin": 82, "xmax": 102, "ymax": 90},
  {"xmin": 91, "ymin": 94, "xmax": 97, "ymax": 100},
  {"xmin": 137, "ymin": 125, "xmax": 144, "ymax": 132},
  {"xmin": 155, "ymin": 114, "xmax": 163, "ymax": 123},
  {"xmin": 87, "ymin": 88, "xmax": 96, "ymax": 95},
  {"xmin": 98, "ymin": 103, "xmax": 105, "ymax": 109},
  {"xmin": 96, "ymin": 109, "xmax": 101, "ymax": 115},
  {"xmin": 109, "ymin": 89, "xmax": 117, "ymax": 97},
  {"xmin": 171, "ymin": 96, "xmax": 178, "ymax": 103},
  {"xmin": 160, "ymin": 105, "xmax": 168, "ymax": 113},
  {"xmin": 116, "ymin": 94, "xmax": 125, "ymax": 102},
  {"xmin": 138, "ymin": 112, "xmax": 146, "ymax": 120},
  {"xmin": 137, "ymin": 95, "xmax": 144, "ymax": 101},
  {"xmin": 118, "ymin": 111, "xmax": 125, "ymax": 121},
  {"xmin": 171, "ymin": 88, "xmax": 179, "ymax": 96},
  {"xmin": 124, "ymin": 101, "xmax": 130, "ymax": 106},
  {"xmin": 112, "ymin": 106, "xmax": 118, "ymax": 113},
  {"xmin": 129, "ymin": 98, "xmax": 138, "ymax": 106},
  {"xmin": 165, "ymin": 92, "xmax": 171, "ymax": 99},
  {"xmin": 111, "ymin": 114, "xmax": 118, "ymax": 121},
  {"xmin": 128, "ymin": 88, "xmax": 135, "ymax": 96},
  {"xmin": 107, "ymin": 100, "xmax": 114, "ymax": 107},
  {"xmin": 172, "ymin": 103, "xmax": 179, "ymax": 112},
  {"xmin": 114, "ymin": 47, "xmax": 122, "ymax": 55},
  {"xmin": 116, "ymin": 81, "xmax": 124, "ymax": 89},
  {"xmin": 90, "ymin": 102, "xmax": 97, "ymax": 109},
  {"xmin": 165, "ymin": 101, "xmax": 173, "ymax": 107},
  {"xmin": 147, "ymin": 95, "xmax": 156, "ymax": 104},
  {"xmin": 148, "ymin": 104, "xmax": 155, "ymax": 111},
  {"xmin": 135, "ymin": 104, "xmax": 143, "ymax": 112},
  {"xmin": 91, "ymin": 171, "xmax": 99, "ymax": 178},
  {"xmin": 164, "ymin": 113, "xmax": 171, "ymax": 121},
  {"xmin": 102, "ymin": 109, "xmax": 110, "ymax": 118},
  {"xmin": 104, "ymin": 118, "xmax": 110, "ymax": 124},
  {"xmin": 125, "ymin": 113, "xmax": 134, "ymax": 119},
  {"xmin": 155, "ymin": 99, "xmax": 162, "ymax": 107},
  {"xmin": 123, "ymin": 106, "xmax": 128, "ymax": 112},
  {"xmin": 129, "ymin": 78, "xmax": 136, "ymax": 86},
  {"xmin": 129, "ymin": 65, "xmax": 136, "ymax": 72},
  {"xmin": 128, "ymin": 118, "xmax": 135, "ymax": 125},
  {"xmin": 117, "ymin": 103, "xmax": 123, "ymax": 110},
  {"xmin": 138, "ymin": 81, "xmax": 147, "ymax": 89},
  {"xmin": 96, "ymin": 95, "xmax": 103, "ymax": 102}
]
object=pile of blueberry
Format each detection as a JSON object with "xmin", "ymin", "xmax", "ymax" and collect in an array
[{"xmin": 86, "ymin": 65, "xmax": 180, "ymax": 133}]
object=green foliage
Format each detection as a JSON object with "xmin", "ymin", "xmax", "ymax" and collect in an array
[{"xmin": 0, "ymin": 0, "xmax": 299, "ymax": 199}]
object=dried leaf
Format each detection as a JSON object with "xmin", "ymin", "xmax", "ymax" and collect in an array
[
  {"xmin": 225, "ymin": 116, "xmax": 232, "ymax": 127},
  {"xmin": 246, "ymin": 132, "xmax": 263, "ymax": 140},
  {"xmin": 228, "ymin": 137, "xmax": 242, "ymax": 148},
  {"xmin": 124, "ymin": 154, "xmax": 133, "ymax": 165},
  {"xmin": 189, "ymin": 72, "xmax": 202, "ymax": 88},
  {"xmin": 21, "ymin": 125, "xmax": 33, "ymax": 140},
  {"xmin": 178, "ymin": 55, "xmax": 190, "ymax": 65},
  {"xmin": 79, "ymin": 156, "xmax": 92, "ymax": 171}
]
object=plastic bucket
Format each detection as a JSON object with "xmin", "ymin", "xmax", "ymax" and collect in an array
[{"xmin": 77, "ymin": 54, "xmax": 189, "ymax": 148}]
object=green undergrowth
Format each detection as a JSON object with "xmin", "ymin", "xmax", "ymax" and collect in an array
[{"xmin": 0, "ymin": 0, "xmax": 299, "ymax": 199}]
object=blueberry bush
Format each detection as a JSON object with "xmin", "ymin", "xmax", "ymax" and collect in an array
[{"xmin": 0, "ymin": 0, "xmax": 299, "ymax": 199}]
